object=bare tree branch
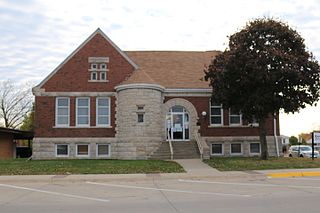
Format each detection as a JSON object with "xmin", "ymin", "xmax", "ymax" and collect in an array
[{"xmin": 0, "ymin": 80, "xmax": 34, "ymax": 129}]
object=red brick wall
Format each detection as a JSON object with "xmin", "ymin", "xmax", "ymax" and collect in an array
[
  {"xmin": 41, "ymin": 33, "xmax": 135, "ymax": 92},
  {"xmin": 34, "ymin": 96, "xmax": 116, "ymax": 137},
  {"xmin": 35, "ymin": 32, "xmax": 135, "ymax": 138},
  {"xmin": 164, "ymin": 97, "xmax": 280, "ymax": 137},
  {"xmin": 0, "ymin": 133, "xmax": 14, "ymax": 159}
]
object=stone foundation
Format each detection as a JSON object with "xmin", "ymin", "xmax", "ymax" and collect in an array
[
  {"xmin": 32, "ymin": 137, "xmax": 162, "ymax": 160},
  {"xmin": 204, "ymin": 136, "xmax": 283, "ymax": 158}
]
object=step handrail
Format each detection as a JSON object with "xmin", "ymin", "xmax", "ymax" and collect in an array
[
  {"xmin": 167, "ymin": 129, "xmax": 174, "ymax": 160},
  {"xmin": 194, "ymin": 130, "xmax": 203, "ymax": 160}
]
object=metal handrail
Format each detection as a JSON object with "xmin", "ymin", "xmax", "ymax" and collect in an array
[
  {"xmin": 194, "ymin": 130, "xmax": 203, "ymax": 160},
  {"xmin": 167, "ymin": 129, "xmax": 174, "ymax": 160}
]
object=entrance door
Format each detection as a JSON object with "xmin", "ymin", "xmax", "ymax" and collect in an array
[{"xmin": 166, "ymin": 106, "xmax": 189, "ymax": 141}]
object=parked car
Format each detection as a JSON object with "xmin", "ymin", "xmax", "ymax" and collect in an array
[{"xmin": 288, "ymin": 145, "xmax": 319, "ymax": 158}]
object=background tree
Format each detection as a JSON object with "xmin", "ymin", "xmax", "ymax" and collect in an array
[
  {"xmin": 289, "ymin": 136, "xmax": 299, "ymax": 146},
  {"xmin": 0, "ymin": 80, "xmax": 33, "ymax": 129},
  {"xmin": 20, "ymin": 103, "xmax": 34, "ymax": 131},
  {"xmin": 205, "ymin": 18, "xmax": 320, "ymax": 159}
]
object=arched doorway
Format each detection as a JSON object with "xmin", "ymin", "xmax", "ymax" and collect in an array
[{"xmin": 166, "ymin": 105, "xmax": 189, "ymax": 141}]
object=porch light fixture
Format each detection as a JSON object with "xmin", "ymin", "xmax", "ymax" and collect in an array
[{"xmin": 201, "ymin": 111, "xmax": 207, "ymax": 117}]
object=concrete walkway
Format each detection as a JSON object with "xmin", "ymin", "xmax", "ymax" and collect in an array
[{"xmin": 174, "ymin": 159, "xmax": 222, "ymax": 176}]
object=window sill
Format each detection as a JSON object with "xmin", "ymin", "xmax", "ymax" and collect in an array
[
  {"xmin": 53, "ymin": 126, "xmax": 113, "ymax": 129},
  {"xmin": 208, "ymin": 125, "xmax": 257, "ymax": 128},
  {"xmin": 88, "ymin": 68, "xmax": 109, "ymax": 72},
  {"xmin": 88, "ymin": 80, "xmax": 109, "ymax": 83}
]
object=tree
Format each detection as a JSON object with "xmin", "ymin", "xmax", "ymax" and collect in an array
[
  {"xmin": 205, "ymin": 18, "xmax": 320, "ymax": 159},
  {"xmin": 20, "ymin": 103, "xmax": 34, "ymax": 131},
  {"xmin": 289, "ymin": 136, "xmax": 299, "ymax": 146},
  {"xmin": 0, "ymin": 80, "xmax": 33, "ymax": 129}
]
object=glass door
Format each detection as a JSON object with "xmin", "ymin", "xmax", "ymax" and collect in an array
[{"xmin": 166, "ymin": 106, "xmax": 189, "ymax": 141}]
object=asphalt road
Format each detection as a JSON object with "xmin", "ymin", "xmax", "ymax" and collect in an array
[{"xmin": 0, "ymin": 175, "xmax": 320, "ymax": 213}]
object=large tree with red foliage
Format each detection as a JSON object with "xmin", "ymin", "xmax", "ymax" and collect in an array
[{"xmin": 205, "ymin": 18, "xmax": 320, "ymax": 159}]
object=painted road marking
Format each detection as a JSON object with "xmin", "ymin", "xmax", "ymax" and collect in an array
[
  {"xmin": 86, "ymin": 181, "xmax": 251, "ymax": 197},
  {"xmin": 267, "ymin": 171, "xmax": 320, "ymax": 178},
  {"xmin": 178, "ymin": 179, "xmax": 320, "ymax": 190},
  {"xmin": 0, "ymin": 183, "xmax": 110, "ymax": 203}
]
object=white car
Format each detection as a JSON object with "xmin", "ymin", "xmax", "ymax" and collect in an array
[{"xmin": 288, "ymin": 145, "xmax": 319, "ymax": 158}]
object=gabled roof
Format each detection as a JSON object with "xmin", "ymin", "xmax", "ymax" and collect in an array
[
  {"xmin": 36, "ymin": 28, "xmax": 138, "ymax": 88},
  {"xmin": 124, "ymin": 51, "xmax": 220, "ymax": 89}
]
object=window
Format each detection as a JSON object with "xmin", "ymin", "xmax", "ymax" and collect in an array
[
  {"xmin": 91, "ymin": 72, "xmax": 97, "ymax": 80},
  {"xmin": 210, "ymin": 100, "xmax": 223, "ymax": 125},
  {"xmin": 248, "ymin": 116, "xmax": 259, "ymax": 127},
  {"xmin": 137, "ymin": 105, "xmax": 144, "ymax": 111},
  {"xmin": 211, "ymin": 143, "xmax": 223, "ymax": 155},
  {"xmin": 76, "ymin": 97, "xmax": 90, "ymax": 126},
  {"xmin": 229, "ymin": 108, "xmax": 242, "ymax": 125},
  {"xmin": 56, "ymin": 144, "xmax": 69, "ymax": 157},
  {"xmin": 100, "ymin": 72, "xmax": 106, "ymax": 81},
  {"xmin": 91, "ymin": 63, "xmax": 97, "ymax": 70},
  {"xmin": 56, "ymin": 97, "xmax": 70, "ymax": 127},
  {"xmin": 96, "ymin": 97, "xmax": 110, "ymax": 126},
  {"xmin": 138, "ymin": 114, "xmax": 144, "ymax": 123},
  {"xmin": 100, "ymin": 63, "xmax": 107, "ymax": 70},
  {"xmin": 250, "ymin": 143, "xmax": 260, "ymax": 154},
  {"xmin": 96, "ymin": 144, "xmax": 110, "ymax": 157},
  {"xmin": 231, "ymin": 143, "xmax": 242, "ymax": 155},
  {"xmin": 76, "ymin": 144, "xmax": 89, "ymax": 157}
]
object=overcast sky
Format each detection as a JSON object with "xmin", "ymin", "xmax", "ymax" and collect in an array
[{"xmin": 0, "ymin": 0, "xmax": 319, "ymax": 136}]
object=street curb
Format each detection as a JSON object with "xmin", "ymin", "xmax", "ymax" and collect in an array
[
  {"xmin": 0, "ymin": 173, "xmax": 267, "ymax": 184},
  {"xmin": 267, "ymin": 171, "xmax": 320, "ymax": 178}
]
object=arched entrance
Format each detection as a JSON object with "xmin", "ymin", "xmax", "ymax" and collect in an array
[{"xmin": 166, "ymin": 105, "xmax": 189, "ymax": 141}]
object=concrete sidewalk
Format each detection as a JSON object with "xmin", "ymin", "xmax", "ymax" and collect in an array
[{"xmin": 1, "ymin": 160, "xmax": 320, "ymax": 183}]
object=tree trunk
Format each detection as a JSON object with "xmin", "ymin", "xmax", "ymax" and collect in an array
[{"xmin": 259, "ymin": 118, "xmax": 268, "ymax": 160}]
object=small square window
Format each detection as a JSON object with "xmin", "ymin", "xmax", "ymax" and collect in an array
[
  {"xmin": 91, "ymin": 63, "xmax": 97, "ymax": 70},
  {"xmin": 91, "ymin": 72, "xmax": 97, "ymax": 80},
  {"xmin": 100, "ymin": 63, "xmax": 107, "ymax": 70},
  {"xmin": 97, "ymin": 144, "xmax": 110, "ymax": 157},
  {"xmin": 211, "ymin": 143, "xmax": 223, "ymax": 155},
  {"xmin": 100, "ymin": 72, "xmax": 106, "ymax": 80},
  {"xmin": 250, "ymin": 143, "xmax": 260, "ymax": 154},
  {"xmin": 56, "ymin": 144, "xmax": 69, "ymax": 157},
  {"xmin": 138, "ymin": 114, "xmax": 144, "ymax": 123},
  {"xmin": 76, "ymin": 144, "xmax": 89, "ymax": 157},
  {"xmin": 231, "ymin": 143, "xmax": 242, "ymax": 154},
  {"xmin": 137, "ymin": 105, "xmax": 144, "ymax": 110}
]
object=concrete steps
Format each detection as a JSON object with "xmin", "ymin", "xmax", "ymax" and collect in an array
[{"xmin": 149, "ymin": 141, "xmax": 200, "ymax": 160}]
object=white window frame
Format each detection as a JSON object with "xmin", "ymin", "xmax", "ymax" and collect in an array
[
  {"xmin": 100, "ymin": 71, "xmax": 107, "ymax": 81},
  {"xmin": 209, "ymin": 99, "xmax": 223, "ymax": 126},
  {"xmin": 55, "ymin": 97, "xmax": 70, "ymax": 127},
  {"xmin": 211, "ymin": 143, "xmax": 224, "ymax": 156},
  {"xmin": 96, "ymin": 97, "xmax": 110, "ymax": 127},
  {"xmin": 55, "ymin": 144, "xmax": 69, "ymax": 157},
  {"xmin": 230, "ymin": 143, "xmax": 243, "ymax": 155},
  {"xmin": 76, "ymin": 97, "xmax": 90, "ymax": 127},
  {"xmin": 229, "ymin": 109, "xmax": 242, "ymax": 126},
  {"xmin": 249, "ymin": 142, "xmax": 261, "ymax": 155},
  {"xmin": 100, "ymin": 63, "xmax": 107, "ymax": 70},
  {"xmin": 91, "ymin": 72, "xmax": 97, "ymax": 80},
  {"xmin": 76, "ymin": 144, "xmax": 90, "ymax": 157},
  {"xmin": 91, "ymin": 63, "xmax": 98, "ymax": 70},
  {"xmin": 96, "ymin": 144, "xmax": 111, "ymax": 157}
]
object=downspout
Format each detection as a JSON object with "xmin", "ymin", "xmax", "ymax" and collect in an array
[{"xmin": 274, "ymin": 113, "xmax": 280, "ymax": 157}]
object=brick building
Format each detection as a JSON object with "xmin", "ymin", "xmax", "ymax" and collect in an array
[{"xmin": 32, "ymin": 28, "xmax": 281, "ymax": 159}]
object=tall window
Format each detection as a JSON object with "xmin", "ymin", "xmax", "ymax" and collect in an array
[
  {"xmin": 96, "ymin": 97, "xmax": 110, "ymax": 126},
  {"xmin": 56, "ymin": 97, "xmax": 70, "ymax": 127},
  {"xmin": 229, "ymin": 108, "xmax": 242, "ymax": 125},
  {"xmin": 76, "ymin": 97, "xmax": 90, "ymax": 126},
  {"xmin": 210, "ymin": 99, "xmax": 223, "ymax": 125}
]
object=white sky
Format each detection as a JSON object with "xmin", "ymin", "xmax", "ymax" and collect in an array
[{"xmin": 0, "ymin": 0, "xmax": 319, "ymax": 136}]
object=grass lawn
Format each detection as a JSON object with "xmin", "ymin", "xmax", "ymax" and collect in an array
[
  {"xmin": 204, "ymin": 157, "xmax": 320, "ymax": 171},
  {"xmin": 0, "ymin": 159, "xmax": 184, "ymax": 175}
]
